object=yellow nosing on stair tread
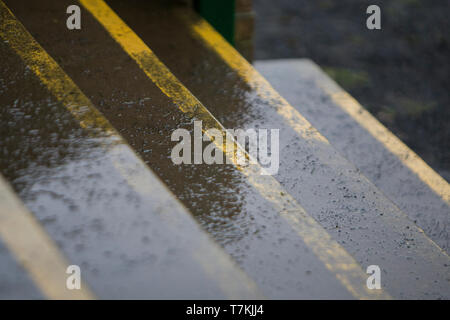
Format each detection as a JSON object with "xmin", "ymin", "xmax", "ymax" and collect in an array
[
  {"xmin": 187, "ymin": 15, "xmax": 449, "ymax": 207},
  {"xmin": 187, "ymin": 17, "xmax": 328, "ymax": 145},
  {"xmin": 0, "ymin": 1, "xmax": 94, "ymax": 300},
  {"xmin": 0, "ymin": 174, "xmax": 95, "ymax": 300},
  {"xmin": 80, "ymin": 0, "xmax": 390, "ymax": 299},
  {"xmin": 327, "ymin": 89, "xmax": 450, "ymax": 206}
]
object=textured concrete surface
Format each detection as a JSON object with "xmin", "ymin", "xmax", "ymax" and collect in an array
[{"xmin": 255, "ymin": 58, "xmax": 450, "ymax": 252}]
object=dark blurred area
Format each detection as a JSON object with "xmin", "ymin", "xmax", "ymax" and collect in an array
[{"xmin": 253, "ymin": 0, "xmax": 450, "ymax": 180}]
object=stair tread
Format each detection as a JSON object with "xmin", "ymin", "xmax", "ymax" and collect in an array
[{"xmin": 255, "ymin": 58, "xmax": 450, "ymax": 253}]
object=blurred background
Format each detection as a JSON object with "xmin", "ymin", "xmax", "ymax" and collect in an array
[{"xmin": 251, "ymin": 0, "xmax": 449, "ymax": 181}]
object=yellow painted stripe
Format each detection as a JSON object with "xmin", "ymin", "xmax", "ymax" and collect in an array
[
  {"xmin": 80, "ymin": 0, "xmax": 390, "ymax": 299},
  {"xmin": 187, "ymin": 16, "xmax": 450, "ymax": 207},
  {"xmin": 186, "ymin": 17, "xmax": 328, "ymax": 144},
  {"xmin": 0, "ymin": 2, "xmax": 113, "ymax": 135},
  {"xmin": 0, "ymin": 1, "xmax": 262, "ymax": 299},
  {"xmin": 0, "ymin": 174, "xmax": 94, "ymax": 299},
  {"xmin": 326, "ymin": 89, "xmax": 450, "ymax": 205},
  {"xmin": 0, "ymin": 2, "xmax": 94, "ymax": 300}
]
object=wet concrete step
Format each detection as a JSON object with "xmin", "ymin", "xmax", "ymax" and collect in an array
[
  {"xmin": 2, "ymin": 0, "xmax": 386, "ymax": 299},
  {"xmin": 94, "ymin": 0, "xmax": 450, "ymax": 299},
  {"xmin": 0, "ymin": 1, "xmax": 262, "ymax": 299},
  {"xmin": 254, "ymin": 58, "xmax": 450, "ymax": 253}
]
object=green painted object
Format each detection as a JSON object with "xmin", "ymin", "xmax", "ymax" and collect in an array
[{"xmin": 194, "ymin": 0, "xmax": 235, "ymax": 45}]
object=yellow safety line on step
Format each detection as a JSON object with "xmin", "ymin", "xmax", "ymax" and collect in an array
[
  {"xmin": 0, "ymin": 2, "xmax": 95, "ymax": 300},
  {"xmin": 0, "ymin": 173, "xmax": 94, "ymax": 299},
  {"xmin": 328, "ymin": 88, "xmax": 450, "ymax": 206}
]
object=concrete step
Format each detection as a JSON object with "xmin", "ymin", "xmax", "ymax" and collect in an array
[
  {"xmin": 0, "ymin": 1, "xmax": 262, "ymax": 299},
  {"xmin": 255, "ymin": 58, "xmax": 450, "ymax": 253}
]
